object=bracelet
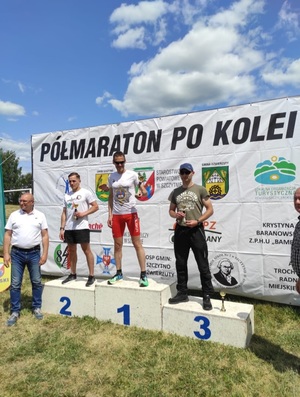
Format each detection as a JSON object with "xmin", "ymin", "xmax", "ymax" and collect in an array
[{"xmin": 60, "ymin": 227, "xmax": 65, "ymax": 230}]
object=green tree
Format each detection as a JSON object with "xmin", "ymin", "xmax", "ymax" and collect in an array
[
  {"xmin": 19, "ymin": 172, "xmax": 33, "ymax": 190},
  {"xmin": 0, "ymin": 149, "xmax": 31, "ymax": 204}
]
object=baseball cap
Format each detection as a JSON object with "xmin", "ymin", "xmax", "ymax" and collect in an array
[{"xmin": 179, "ymin": 163, "xmax": 194, "ymax": 172}]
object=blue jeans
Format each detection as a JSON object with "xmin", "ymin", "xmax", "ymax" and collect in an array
[{"xmin": 10, "ymin": 248, "xmax": 43, "ymax": 313}]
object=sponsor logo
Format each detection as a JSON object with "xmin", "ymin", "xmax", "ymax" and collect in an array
[
  {"xmin": 168, "ymin": 221, "xmax": 222, "ymax": 244},
  {"xmin": 96, "ymin": 247, "xmax": 116, "ymax": 274},
  {"xmin": 210, "ymin": 253, "xmax": 246, "ymax": 288},
  {"xmin": 133, "ymin": 167, "xmax": 155, "ymax": 201},
  {"xmin": 0, "ymin": 260, "xmax": 5, "ymax": 277},
  {"xmin": 54, "ymin": 244, "xmax": 70, "ymax": 269},
  {"xmin": 95, "ymin": 169, "xmax": 114, "ymax": 202},
  {"xmin": 254, "ymin": 156, "xmax": 297, "ymax": 201},
  {"xmin": 254, "ymin": 156, "xmax": 296, "ymax": 185},
  {"xmin": 89, "ymin": 222, "xmax": 103, "ymax": 233},
  {"xmin": 56, "ymin": 172, "xmax": 100, "ymax": 200},
  {"xmin": 202, "ymin": 164, "xmax": 229, "ymax": 200}
]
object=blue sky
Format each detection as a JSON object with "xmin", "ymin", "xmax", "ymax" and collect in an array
[{"xmin": 1, "ymin": 0, "xmax": 300, "ymax": 174}]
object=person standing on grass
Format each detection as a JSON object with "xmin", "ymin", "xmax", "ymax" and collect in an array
[
  {"xmin": 60, "ymin": 172, "xmax": 99, "ymax": 287},
  {"xmin": 168, "ymin": 163, "xmax": 214, "ymax": 310},
  {"xmin": 3, "ymin": 193, "xmax": 49, "ymax": 326},
  {"xmin": 107, "ymin": 151, "xmax": 149, "ymax": 287},
  {"xmin": 290, "ymin": 187, "xmax": 300, "ymax": 294}
]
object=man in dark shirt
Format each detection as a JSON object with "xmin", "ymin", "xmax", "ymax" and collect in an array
[
  {"xmin": 290, "ymin": 187, "xmax": 300, "ymax": 294},
  {"xmin": 168, "ymin": 163, "xmax": 214, "ymax": 310}
]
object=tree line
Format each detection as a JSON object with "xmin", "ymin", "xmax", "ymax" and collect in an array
[{"xmin": 1, "ymin": 149, "xmax": 33, "ymax": 204}]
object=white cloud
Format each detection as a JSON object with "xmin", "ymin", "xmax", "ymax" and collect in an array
[
  {"xmin": 67, "ymin": 116, "xmax": 77, "ymax": 122},
  {"xmin": 18, "ymin": 82, "xmax": 25, "ymax": 93},
  {"xmin": 112, "ymin": 27, "xmax": 146, "ymax": 49},
  {"xmin": 110, "ymin": 1, "xmax": 168, "ymax": 25},
  {"xmin": 0, "ymin": 100, "xmax": 26, "ymax": 117},
  {"xmin": 276, "ymin": 0, "xmax": 300, "ymax": 42},
  {"xmin": 110, "ymin": 0, "xmax": 170, "ymax": 49},
  {"xmin": 262, "ymin": 58, "xmax": 300, "ymax": 87},
  {"xmin": 96, "ymin": 91, "xmax": 113, "ymax": 106},
  {"xmin": 153, "ymin": 18, "xmax": 167, "ymax": 46},
  {"xmin": 209, "ymin": 0, "xmax": 264, "ymax": 28},
  {"xmin": 175, "ymin": 0, "xmax": 208, "ymax": 25},
  {"xmin": 109, "ymin": 0, "xmax": 267, "ymax": 116},
  {"xmin": 0, "ymin": 136, "xmax": 31, "ymax": 163}
]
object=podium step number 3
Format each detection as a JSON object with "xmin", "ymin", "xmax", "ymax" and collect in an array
[{"xmin": 42, "ymin": 278, "xmax": 254, "ymax": 348}]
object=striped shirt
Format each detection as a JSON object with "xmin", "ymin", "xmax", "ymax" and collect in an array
[{"xmin": 290, "ymin": 216, "xmax": 300, "ymax": 277}]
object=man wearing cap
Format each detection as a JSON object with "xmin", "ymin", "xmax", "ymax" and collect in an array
[{"xmin": 168, "ymin": 163, "xmax": 214, "ymax": 310}]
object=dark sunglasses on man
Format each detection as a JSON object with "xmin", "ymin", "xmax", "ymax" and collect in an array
[{"xmin": 179, "ymin": 169, "xmax": 192, "ymax": 175}]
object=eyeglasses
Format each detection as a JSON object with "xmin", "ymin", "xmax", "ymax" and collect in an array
[
  {"xmin": 114, "ymin": 161, "xmax": 125, "ymax": 165},
  {"xmin": 179, "ymin": 170, "xmax": 191, "ymax": 175}
]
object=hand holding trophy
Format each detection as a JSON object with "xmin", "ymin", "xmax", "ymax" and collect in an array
[
  {"xmin": 181, "ymin": 204, "xmax": 187, "ymax": 223},
  {"xmin": 73, "ymin": 203, "xmax": 79, "ymax": 220}
]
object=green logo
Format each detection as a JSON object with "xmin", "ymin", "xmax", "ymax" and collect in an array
[
  {"xmin": 254, "ymin": 156, "xmax": 296, "ymax": 185},
  {"xmin": 202, "ymin": 166, "xmax": 229, "ymax": 200}
]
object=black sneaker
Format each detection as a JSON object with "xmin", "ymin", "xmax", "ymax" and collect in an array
[
  {"xmin": 168, "ymin": 293, "xmax": 189, "ymax": 304},
  {"xmin": 203, "ymin": 295, "xmax": 212, "ymax": 311},
  {"xmin": 86, "ymin": 276, "xmax": 95, "ymax": 287},
  {"xmin": 62, "ymin": 273, "xmax": 77, "ymax": 284}
]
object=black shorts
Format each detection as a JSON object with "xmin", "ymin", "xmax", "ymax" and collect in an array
[{"xmin": 64, "ymin": 229, "xmax": 90, "ymax": 244}]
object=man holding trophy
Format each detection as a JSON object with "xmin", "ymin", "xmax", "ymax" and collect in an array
[
  {"xmin": 60, "ymin": 172, "xmax": 99, "ymax": 287},
  {"xmin": 168, "ymin": 163, "xmax": 214, "ymax": 310}
]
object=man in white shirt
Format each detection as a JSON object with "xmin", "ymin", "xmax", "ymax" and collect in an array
[
  {"xmin": 60, "ymin": 172, "xmax": 99, "ymax": 287},
  {"xmin": 107, "ymin": 151, "xmax": 149, "ymax": 287},
  {"xmin": 3, "ymin": 193, "xmax": 49, "ymax": 326}
]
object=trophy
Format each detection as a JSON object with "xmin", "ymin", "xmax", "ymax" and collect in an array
[
  {"xmin": 181, "ymin": 204, "xmax": 187, "ymax": 223},
  {"xmin": 73, "ymin": 203, "xmax": 79, "ymax": 220},
  {"xmin": 220, "ymin": 290, "xmax": 226, "ymax": 312}
]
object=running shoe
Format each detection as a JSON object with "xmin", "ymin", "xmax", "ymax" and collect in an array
[
  {"xmin": 107, "ymin": 273, "xmax": 123, "ymax": 285},
  {"xmin": 86, "ymin": 276, "xmax": 95, "ymax": 287},
  {"xmin": 139, "ymin": 275, "xmax": 149, "ymax": 287},
  {"xmin": 62, "ymin": 273, "xmax": 77, "ymax": 284},
  {"xmin": 7, "ymin": 312, "xmax": 20, "ymax": 326},
  {"xmin": 33, "ymin": 308, "xmax": 44, "ymax": 320}
]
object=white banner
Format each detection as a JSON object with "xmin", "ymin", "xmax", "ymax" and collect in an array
[{"xmin": 32, "ymin": 96, "xmax": 300, "ymax": 306}]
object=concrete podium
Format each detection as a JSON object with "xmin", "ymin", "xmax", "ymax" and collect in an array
[
  {"xmin": 42, "ymin": 278, "xmax": 254, "ymax": 347},
  {"xmin": 95, "ymin": 278, "xmax": 176, "ymax": 331},
  {"xmin": 42, "ymin": 277, "xmax": 96, "ymax": 318},
  {"xmin": 163, "ymin": 296, "xmax": 254, "ymax": 348}
]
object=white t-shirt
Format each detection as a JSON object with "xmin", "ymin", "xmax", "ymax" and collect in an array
[
  {"xmin": 64, "ymin": 188, "xmax": 96, "ymax": 230},
  {"xmin": 5, "ymin": 208, "xmax": 48, "ymax": 248},
  {"xmin": 108, "ymin": 170, "xmax": 139, "ymax": 215}
]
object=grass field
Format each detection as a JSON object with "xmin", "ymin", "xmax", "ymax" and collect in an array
[
  {"xmin": 0, "ymin": 273, "xmax": 299, "ymax": 397},
  {"xmin": 1, "ymin": 205, "xmax": 300, "ymax": 396}
]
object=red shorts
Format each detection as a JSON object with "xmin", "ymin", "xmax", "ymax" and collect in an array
[{"xmin": 112, "ymin": 213, "xmax": 140, "ymax": 238}]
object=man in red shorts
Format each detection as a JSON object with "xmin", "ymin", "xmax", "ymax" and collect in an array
[{"xmin": 107, "ymin": 151, "xmax": 148, "ymax": 287}]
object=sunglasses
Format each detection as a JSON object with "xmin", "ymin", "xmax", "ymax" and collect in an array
[
  {"xmin": 114, "ymin": 161, "xmax": 125, "ymax": 165},
  {"xmin": 179, "ymin": 169, "xmax": 192, "ymax": 175}
]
